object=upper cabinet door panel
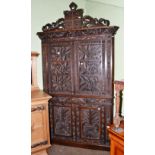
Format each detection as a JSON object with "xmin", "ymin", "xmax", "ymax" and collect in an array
[
  {"xmin": 75, "ymin": 38, "xmax": 106, "ymax": 96},
  {"xmin": 48, "ymin": 41, "xmax": 74, "ymax": 95}
]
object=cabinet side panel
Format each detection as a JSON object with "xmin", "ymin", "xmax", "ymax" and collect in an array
[
  {"xmin": 42, "ymin": 44, "xmax": 49, "ymax": 93},
  {"xmin": 105, "ymin": 34, "xmax": 113, "ymax": 96}
]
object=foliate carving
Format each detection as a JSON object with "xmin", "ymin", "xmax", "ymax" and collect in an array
[
  {"xmin": 80, "ymin": 108, "xmax": 100, "ymax": 139},
  {"xmin": 42, "ymin": 18, "xmax": 65, "ymax": 31},
  {"xmin": 74, "ymin": 97, "xmax": 107, "ymax": 145},
  {"xmin": 41, "ymin": 2, "xmax": 111, "ymax": 32},
  {"xmin": 76, "ymin": 40, "xmax": 105, "ymax": 95},
  {"xmin": 49, "ymin": 97, "xmax": 75, "ymax": 139},
  {"xmin": 49, "ymin": 97, "xmax": 112, "ymax": 145},
  {"xmin": 83, "ymin": 15, "xmax": 110, "ymax": 27},
  {"xmin": 54, "ymin": 106, "xmax": 72, "ymax": 136},
  {"xmin": 38, "ymin": 1, "xmax": 117, "ymax": 149},
  {"xmin": 37, "ymin": 27, "xmax": 119, "ymax": 42},
  {"xmin": 49, "ymin": 42, "xmax": 73, "ymax": 94}
]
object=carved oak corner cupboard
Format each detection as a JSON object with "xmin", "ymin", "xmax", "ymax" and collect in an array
[{"xmin": 37, "ymin": 2, "xmax": 119, "ymax": 150}]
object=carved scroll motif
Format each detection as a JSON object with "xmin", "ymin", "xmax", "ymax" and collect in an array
[{"xmin": 42, "ymin": 2, "xmax": 111, "ymax": 32}]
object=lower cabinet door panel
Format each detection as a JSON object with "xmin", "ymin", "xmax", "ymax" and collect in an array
[
  {"xmin": 76, "ymin": 106, "xmax": 104, "ymax": 145},
  {"xmin": 49, "ymin": 96, "xmax": 112, "ymax": 148},
  {"xmin": 53, "ymin": 105, "xmax": 72, "ymax": 137},
  {"xmin": 49, "ymin": 97, "xmax": 75, "ymax": 142}
]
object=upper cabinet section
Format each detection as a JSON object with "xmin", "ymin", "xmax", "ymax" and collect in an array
[{"xmin": 37, "ymin": 2, "xmax": 118, "ymax": 98}]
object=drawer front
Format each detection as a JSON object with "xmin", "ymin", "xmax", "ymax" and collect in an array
[{"xmin": 31, "ymin": 104, "xmax": 49, "ymax": 149}]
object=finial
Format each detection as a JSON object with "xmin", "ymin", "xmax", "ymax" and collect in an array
[{"xmin": 69, "ymin": 2, "xmax": 78, "ymax": 10}]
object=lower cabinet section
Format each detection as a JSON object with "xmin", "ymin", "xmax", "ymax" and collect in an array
[{"xmin": 49, "ymin": 96, "xmax": 113, "ymax": 150}]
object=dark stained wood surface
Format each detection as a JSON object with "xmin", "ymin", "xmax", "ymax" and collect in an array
[{"xmin": 37, "ymin": 2, "xmax": 118, "ymax": 150}]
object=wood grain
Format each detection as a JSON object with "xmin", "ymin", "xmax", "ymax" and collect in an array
[{"xmin": 31, "ymin": 89, "xmax": 52, "ymax": 154}]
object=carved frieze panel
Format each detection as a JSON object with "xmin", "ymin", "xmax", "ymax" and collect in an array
[
  {"xmin": 37, "ymin": 27, "xmax": 119, "ymax": 42},
  {"xmin": 48, "ymin": 42, "xmax": 74, "ymax": 94}
]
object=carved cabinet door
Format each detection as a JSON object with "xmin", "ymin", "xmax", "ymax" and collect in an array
[
  {"xmin": 74, "ymin": 98, "xmax": 113, "ymax": 146},
  {"xmin": 49, "ymin": 97, "xmax": 75, "ymax": 142},
  {"xmin": 48, "ymin": 41, "xmax": 74, "ymax": 95},
  {"xmin": 75, "ymin": 101, "xmax": 105, "ymax": 145},
  {"xmin": 74, "ymin": 37, "xmax": 111, "ymax": 97}
]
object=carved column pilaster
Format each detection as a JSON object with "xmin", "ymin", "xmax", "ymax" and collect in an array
[
  {"xmin": 31, "ymin": 51, "xmax": 40, "ymax": 90},
  {"xmin": 113, "ymin": 81, "xmax": 124, "ymax": 129}
]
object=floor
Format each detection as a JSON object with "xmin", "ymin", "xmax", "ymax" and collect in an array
[{"xmin": 47, "ymin": 144, "xmax": 110, "ymax": 155}]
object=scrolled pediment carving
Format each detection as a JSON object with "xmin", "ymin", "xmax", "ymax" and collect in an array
[
  {"xmin": 41, "ymin": 2, "xmax": 112, "ymax": 32},
  {"xmin": 82, "ymin": 15, "xmax": 110, "ymax": 27},
  {"xmin": 42, "ymin": 18, "xmax": 65, "ymax": 31}
]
